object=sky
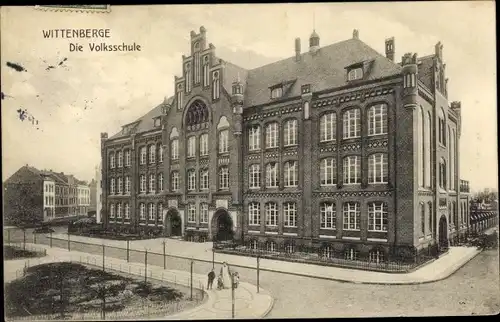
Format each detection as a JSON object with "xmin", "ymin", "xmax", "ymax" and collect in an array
[{"xmin": 1, "ymin": 2, "xmax": 497, "ymax": 192}]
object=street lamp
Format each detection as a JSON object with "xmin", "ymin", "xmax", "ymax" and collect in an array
[
  {"xmin": 145, "ymin": 248, "xmax": 148, "ymax": 283},
  {"xmin": 162, "ymin": 239, "xmax": 167, "ymax": 269}
]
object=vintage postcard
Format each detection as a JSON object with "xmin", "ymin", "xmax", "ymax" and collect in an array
[{"xmin": 1, "ymin": 2, "xmax": 498, "ymax": 320}]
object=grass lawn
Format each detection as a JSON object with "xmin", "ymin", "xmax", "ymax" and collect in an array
[
  {"xmin": 5, "ymin": 262, "xmax": 203, "ymax": 320},
  {"xmin": 4, "ymin": 245, "xmax": 45, "ymax": 260}
]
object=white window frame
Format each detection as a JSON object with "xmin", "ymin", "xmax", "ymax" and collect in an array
[
  {"xmin": 265, "ymin": 202, "xmax": 278, "ymax": 227},
  {"xmin": 271, "ymin": 87, "xmax": 283, "ymax": 99},
  {"xmin": 200, "ymin": 203, "xmax": 209, "ymax": 223},
  {"xmin": 249, "ymin": 164, "xmax": 260, "ymax": 189},
  {"xmin": 110, "ymin": 154, "xmax": 115, "ymax": 169},
  {"xmin": 368, "ymin": 104, "xmax": 388, "ymax": 136},
  {"xmin": 320, "ymin": 112, "xmax": 336, "ymax": 142},
  {"xmin": 110, "ymin": 178, "xmax": 115, "ymax": 195},
  {"xmin": 157, "ymin": 203, "xmax": 163, "ymax": 222},
  {"xmin": 188, "ymin": 170, "xmax": 196, "ymax": 191},
  {"xmin": 219, "ymin": 167, "xmax": 229, "ymax": 190},
  {"xmin": 266, "ymin": 163, "xmax": 279, "ymax": 188},
  {"xmin": 200, "ymin": 134, "xmax": 209, "ymax": 156},
  {"xmin": 368, "ymin": 202, "xmax": 388, "ymax": 232},
  {"xmin": 266, "ymin": 122, "xmax": 278, "ymax": 149},
  {"xmin": 320, "ymin": 158, "xmax": 336, "ymax": 186},
  {"xmin": 117, "ymin": 177, "xmax": 122, "ymax": 194},
  {"xmin": 249, "ymin": 125, "xmax": 261, "ymax": 151},
  {"xmin": 187, "ymin": 136, "xmax": 196, "ymax": 158},
  {"xmin": 284, "ymin": 161, "xmax": 298, "ymax": 187},
  {"xmin": 368, "ymin": 153, "xmax": 388, "ymax": 184},
  {"xmin": 124, "ymin": 203, "xmax": 130, "ymax": 219},
  {"xmin": 125, "ymin": 176, "xmax": 130, "ymax": 194},
  {"xmin": 283, "ymin": 202, "xmax": 297, "ymax": 227},
  {"xmin": 125, "ymin": 150, "xmax": 131, "ymax": 167},
  {"xmin": 284, "ymin": 119, "xmax": 298, "ymax": 146},
  {"xmin": 171, "ymin": 139, "xmax": 179, "ymax": 160},
  {"xmin": 188, "ymin": 204, "xmax": 196, "ymax": 223},
  {"xmin": 347, "ymin": 68, "xmax": 363, "ymax": 81},
  {"xmin": 171, "ymin": 171, "xmax": 179, "ymax": 191},
  {"xmin": 343, "ymin": 156, "xmax": 361, "ymax": 185},
  {"xmin": 149, "ymin": 174, "xmax": 155, "ymax": 193},
  {"xmin": 159, "ymin": 145, "xmax": 164, "ymax": 163},
  {"xmin": 140, "ymin": 175, "xmax": 146, "ymax": 193},
  {"xmin": 343, "ymin": 109, "xmax": 361, "ymax": 139},
  {"xmin": 117, "ymin": 204, "xmax": 122, "ymax": 218},
  {"xmin": 148, "ymin": 203, "xmax": 155, "ymax": 221},
  {"xmin": 248, "ymin": 202, "xmax": 260, "ymax": 226},
  {"xmin": 140, "ymin": 147, "xmax": 147, "ymax": 165},
  {"xmin": 158, "ymin": 173, "xmax": 164, "ymax": 191},
  {"xmin": 369, "ymin": 250, "xmax": 385, "ymax": 264},
  {"xmin": 117, "ymin": 151, "xmax": 123, "ymax": 168},
  {"xmin": 343, "ymin": 202, "xmax": 361, "ymax": 231},
  {"xmin": 219, "ymin": 130, "xmax": 229, "ymax": 154},
  {"xmin": 109, "ymin": 204, "xmax": 115, "ymax": 218},
  {"xmin": 200, "ymin": 169, "xmax": 209, "ymax": 190},
  {"xmin": 320, "ymin": 202, "xmax": 336, "ymax": 229}
]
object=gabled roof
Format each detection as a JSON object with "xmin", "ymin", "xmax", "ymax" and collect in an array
[
  {"xmin": 244, "ymin": 38, "xmax": 402, "ymax": 107},
  {"xmin": 109, "ymin": 96, "xmax": 174, "ymax": 140},
  {"xmin": 417, "ymin": 54, "xmax": 435, "ymax": 93}
]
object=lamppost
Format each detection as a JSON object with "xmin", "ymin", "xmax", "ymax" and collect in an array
[
  {"xmin": 231, "ymin": 273, "xmax": 235, "ymax": 319},
  {"xmin": 190, "ymin": 257, "xmax": 194, "ymax": 301},
  {"xmin": 102, "ymin": 244, "xmax": 105, "ymax": 272},
  {"xmin": 162, "ymin": 239, "xmax": 167, "ymax": 269},
  {"xmin": 23, "ymin": 228, "xmax": 26, "ymax": 250},
  {"xmin": 212, "ymin": 241, "xmax": 215, "ymax": 269},
  {"xmin": 126, "ymin": 240, "xmax": 130, "ymax": 262},
  {"xmin": 256, "ymin": 253, "xmax": 260, "ymax": 294},
  {"xmin": 144, "ymin": 248, "xmax": 148, "ymax": 283}
]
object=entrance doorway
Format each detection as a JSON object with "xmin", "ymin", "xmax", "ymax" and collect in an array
[
  {"xmin": 164, "ymin": 209, "xmax": 182, "ymax": 237},
  {"xmin": 212, "ymin": 210, "xmax": 233, "ymax": 241},
  {"xmin": 439, "ymin": 215, "xmax": 448, "ymax": 249}
]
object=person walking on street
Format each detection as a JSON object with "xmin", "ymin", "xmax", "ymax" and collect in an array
[{"xmin": 207, "ymin": 269, "xmax": 216, "ymax": 290}]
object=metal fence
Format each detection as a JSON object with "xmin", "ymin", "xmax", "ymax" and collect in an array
[
  {"xmin": 5, "ymin": 242, "xmax": 48, "ymax": 258},
  {"xmin": 6, "ymin": 253, "xmax": 206, "ymax": 321}
]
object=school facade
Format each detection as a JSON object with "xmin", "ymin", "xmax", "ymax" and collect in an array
[{"xmin": 100, "ymin": 26, "xmax": 471, "ymax": 258}]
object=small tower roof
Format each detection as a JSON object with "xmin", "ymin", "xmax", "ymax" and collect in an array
[{"xmin": 310, "ymin": 30, "xmax": 320, "ymax": 39}]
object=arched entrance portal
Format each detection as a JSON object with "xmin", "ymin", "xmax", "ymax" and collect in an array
[
  {"xmin": 438, "ymin": 215, "xmax": 448, "ymax": 249},
  {"xmin": 164, "ymin": 209, "xmax": 182, "ymax": 237},
  {"xmin": 212, "ymin": 209, "xmax": 234, "ymax": 241}
]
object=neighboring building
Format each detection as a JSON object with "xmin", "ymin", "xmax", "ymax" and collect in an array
[
  {"xmin": 89, "ymin": 178, "xmax": 97, "ymax": 215},
  {"xmin": 100, "ymin": 26, "xmax": 470, "ymax": 257},
  {"xmin": 95, "ymin": 163, "xmax": 103, "ymax": 223},
  {"xmin": 77, "ymin": 180, "xmax": 91, "ymax": 216}
]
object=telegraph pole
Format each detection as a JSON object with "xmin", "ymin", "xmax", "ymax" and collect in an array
[
  {"xmin": 163, "ymin": 239, "xmax": 166, "ymax": 269},
  {"xmin": 126, "ymin": 240, "xmax": 130, "ymax": 262},
  {"xmin": 190, "ymin": 258, "xmax": 194, "ymax": 300},
  {"xmin": 145, "ymin": 249, "xmax": 148, "ymax": 283},
  {"xmin": 67, "ymin": 232, "xmax": 70, "ymax": 251}
]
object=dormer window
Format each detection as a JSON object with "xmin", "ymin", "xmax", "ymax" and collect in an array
[
  {"xmin": 271, "ymin": 87, "xmax": 283, "ymax": 99},
  {"xmin": 301, "ymin": 84, "xmax": 311, "ymax": 94},
  {"xmin": 154, "ymin": 118, "xmax": 161, "ymax": 127},
  {"xmin": 347, "ymin": 68, "xmax": 363, "ymax": 81}
]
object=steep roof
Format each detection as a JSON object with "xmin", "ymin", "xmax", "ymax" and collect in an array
[
  {"xmin": 109, "ymin": 96, "xmax": 174, "ymax": 140},
  {"xmin": 244, "ymin": 38, "xmax": 402, "ymax": 107}
]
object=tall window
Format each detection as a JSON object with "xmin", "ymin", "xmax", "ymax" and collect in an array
[
  {"xmin": 200, "ymin": 169, "xmax": 209, "ymax": 190},
  {"xmin": 140, "ymin": 174, "xmax": 146, "ymax": 193},
  {"xmin": 116, "ymin": 204, "xmax": 122, "ymax": 218},
  {"xmin": 117, "ymin": 151, "xmax": 123, "ymax": 168},
  {"xmin": 124, "ymin": 203, "xmax": 130, "ymax": 219},
  {"xmin": 219, "ymin": 130, "xmax": 229, "ymax": 154},
  {"xmin": 418, "ymin": 107, "xmax": 424, "ymax": 187},
  {"xmin": 343, "ymin": 109, "xmax": 361, "ymax": 139},
  {"xmin": 320, "ymin": 158, "xmax": 336, "ymax": 186},
  {"xmin": 320, "ymin": 112, "xmax": 336, "ymax": 142},
  {"xmin": 185, "ymin": 63, "xmax": 192, "ymax": 93},
  {"xmin": 187, "ymin": 170, "xmax": 196, "ymax": 191},
  {"xmin": 188, "ymin": 204, "xmax": 196, "ymax": 222},
  {"xmin": 425, "ymin": 112, "xmax": 432, "ymax": 186},
  {"xmin": 110, "ymin": 178, "xmax": 115, "ymax": 195},
  {"xmin": 428, "ymin": 202, "xmax": 433, "ymax": 235},
  {"xmin": 265, "ymin": 202, "xmax": 278, "ymax": 226},
  {"xmin": 248, "ymin": 202, "xmax": 260, "ymax": 226},
  {"xmin": 109, "ymin": 204, "xmax": 115, "ymax": 218},
  {"xmin": 110, "ymin": 153, "xmax": 115, "ymax": 169},
  {"xmin": 284, "ymin": 119, "xmax": 298, "ymax": 146},
  {"xmin": 149, "ymin": 145, "xmax": 156, "ymax": 164},
  {"xmin": 420, "ymin": 203, "xmax": 425, "ymax": 235},
  {"xmin": 176, "ymin": 84, "xmax": 183, "ymax": 110},
  {"xmin": 139, "ymin": 203, "xmax": 146, "ymax": 220},
  {"xmin": 158, "ymin": 173, "xmax": 164, "ymax": 191},
  {"xmin": 171, "ymin": 171, "xmax": 179, "ymax": 191},
  {"xmin": 187, "ymin": 136, "xmax": 196, "ymax": 158},
  {"xmin": 439, "ymin": 158, "xmax": 447, "ymax": 189},
  {"xmin": 219, "ymin": 166, "xmax": 229, "ymax": 190},
  {"xmin": 117, "ymin": 177, "xmax": 122, "ymax": 194},
  {"xmin": 368, "ymin": 153, "xmax": 388, "ymax": 184},
  {"xmin": 203, "ymin": 55, "xmax": 210, "ymax": 87},
  {"xmin": 148, "ymin": 203, "xmax": 155, "ymax": 221},
  {"xmin": 159, "ymin": 145, "xmax": 164, "ymax": 163},
  {"xmin": 140, "ymin": 147, "xmax": 146, "ymax": 165},
  {"xmin": 266, "ymin": 163, "xmax": 279, "ymax": 188},
  {"xmin": 249, "ymin": 164, "xmax": 261, "ymax": 189},
  {"xmin": 249, "ymin": 125, "xmax": 261, "ymax": 151},
  {"xmin": 438, "ymin": 107, "xmax": 446, "ymax": 146},
  {"xmin": 171, "ymin": 139, "xmax": 179, "ymax": 160},
  {"xmin": 266, "ymin": 122, "xmax": 278, "ymax": 149},
  {"xmin": 343, "ymin": 202, "xmax": 360, "ymax": 230},
  {"xmin": 284, "ymin": 161, "xmax": 298, "ymax": 187},
  {"xmin": 343, "ymin": 156, "xmax": 361, "ymax": 184},
  {"xmin": 368, "ymin": 202, "xmax": 388, "ymax": 232},
  {"xmin": 450, "ymin": 129, "xmax": 456, "ymax": 190},
  {"xmin": 125, "ymin": 150, "xmax": 131, "ymax": 167},
  {"xmin": 212, "ymin": 71, "xmax": 220, "ymax": 100},
  {"xmin": 125, "ymin": 176, "xmax": 130, "ymax": 194},
  {"xmin": 368, "ymin": 104, "xmax": 388, "ymax": 135},
  {"xmin": 283, "ymin": 202, "xmax": 297, "ymax": 227},
  {"xmin": 157, "ymin": 203, "xmax": 163, "ymax": 222},
  {"xmin": 200, "ymin": 203, "xmax": 209, "ymax": 223},
  {"xmin": 320, "ymin": 202, "xmax": 336, "ymax": 229},
  {"xmin": 200, "ymin": 134, "xmax": 209, "ymax": 156},
  {"xmin": 149, "ymin": 174, "xmax": 155, "ymax": 193}
]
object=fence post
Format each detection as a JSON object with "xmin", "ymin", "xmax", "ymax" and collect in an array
[
  {"xmin": 145, "ymin": 249, "xmax": 148, "ymax": 283},
  {"xmin": 257, "ymin": 254, "xmax": 260, "ymax": 293},
  {"xmin": 163, "ymin": 239, "xmax": 166, "ymax": 269},
  {"xmin": 67, "ymin": 233, "xmax": 71, "ymax": 251},
  {"xmin": 190, "ymin": 259, "xmax": 194, "ymax": 301},
  {"xmin": 127, "ymin": 240, "xmax": 130, "ymax": 262},
  {"xmin": 50, "ymin": 231, "xmax": 53, "ymax": 248},
  {"xmin": 23, "ymin": 229, "xmax": 26, "ymax": 250},
  {"xmin": 102, "ymin": 244, "xmax": 105, "ymax": 272}
]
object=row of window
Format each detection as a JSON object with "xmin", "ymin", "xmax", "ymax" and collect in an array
[
  {"xmin": 44, "ymin": 184, "xmax": 54, "ymax": 193},
  {"xmin": 45, "ymin": 196, "xmax": 54, "ymax": 206},
  {"xmin": 109, "ymin": 145, "xmax": 165, "ymax": 169},
  {"xmin": 247, "ymin": 201, "xmax": 389, "ymax": 232}
]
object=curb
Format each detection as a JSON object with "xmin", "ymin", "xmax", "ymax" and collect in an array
[{"xmin": 261, "ymin": 292, "xmax": 276, "ymax": 318}]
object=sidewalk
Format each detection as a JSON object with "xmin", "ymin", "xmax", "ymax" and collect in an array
[
  {"xmin": 48, "ymin": 233, "xmax": 481, "ymax": 285},
  {"xmin": 4, "ymin": 243, "xmax": 274, "ymax": 320}
]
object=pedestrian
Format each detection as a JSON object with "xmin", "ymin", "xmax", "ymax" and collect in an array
[
  {"xmin": 217, "ymin": 274, "xmax": 224, "ymax": 290},
  {"xmin": 233, "ymin": 272, "xmax": 239, "ymax": 289},
  {"xmin": 207, "ymin": 269, "xmax": 216, "ymax": 290}
]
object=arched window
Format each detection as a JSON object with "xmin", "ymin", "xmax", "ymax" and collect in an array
[
  {"xmin": 249, "ymin": 125, "xmax": 261, "ymax": 151},
  {"xmin": 187, "ymin": 136, "xmax": 196, "ymax": 158},
  {"xmin": 368, "ymin": 153, "xmax": 388, "ymax": 184},
  {"xmin": 265, "ymin": 202, "xmax": 278, "ymax": 226},
  {"xmin": 368, "ymin": 103, "xmax": 388, "ymax": 135},
  {"xmin": 187, "ymin": 169, "xmax": 196, "ymax": 191},
  {"xmin": 186, "ymin": 100, "xmax": 209, "ymax": 127},
  {"xmin": 149, "ymin": 144, "xmax": 156, "ymax": 164},
  {"xmin": 343, "ymin": 156, "xmax": 361, "ymax": 184},
  {"xmin": 284, "ymin": 161, "xmax": 298, "ymax": 187},
  {"xmin": 219, "ymin": 166, "xmax": 229, "ymax": 190},
  {"xmin": 248, "ymin": 202, "xmax": 260, "ymax": 226},
  {"xmin": 425, "ymin": 111, "xmax": 432, "ymax": 187},
  {"xmin": 438, "ymin": 107, "xmax": 446, "ymax": 146},
  {"xmin": 283, "ymin": 202, "xmax": 297, "ymax": 227},
  {"xmin": 249, "ymin": 164, "xmax": 261, "ymax": 189},
  {"xmin": 368, "ymin": 202, "xmax": 388, "ymax": 232},
  {"xmin": 266, "ymin": 122, "xmax": 279, "ymax": 148},
  {"xmin": 203, "ymin": 55, "xmax": 210, "ymax": 87},
  {"xmin": 117, "ymin": 151, "xmax": 123, "ymax": 168},
  {"xmin": 139, "ymin": 203, "xmax": 146, "ymax": 220},
  {"xmin": 219, "ymin": 130, "xmax": 229, "ymax": 154},
  {"xmin": 200, "ymin": 134, "xmax": 209, "ymax": 156},
  {"xmin": 200, "ymin": 203, "xmax": 209, "ymax": 223},
  {"xmin": 171, "ymin": 171, "xmax": 179, "ymax": 191},
  {"xmin": 284, "ymin": 119, "xmax": 298, "ymax": 146},
  {"xmin": 117, "ymin": 204, "xmax": 122, "ymax": 218},
  {"xmin": 439, "ymin": 158, "xmax": 447, "ymax": 189},
  {"xmin": 124, "ymin": 203, "xmax": 130, "ymax": 219},
  {"xmin": 148, "ymin": 203, "xmax": 155, "ymax": 221},
  {"xmin": 266, "ymin": 162, "xmax": 279, "ymax": 188},
  {"xmin": 158, "ymin": 145, "xmax": 164, "ymax": 163},
  {"xmin": 343, "ymin": 108, "xmax": 361, "ymax": 139},
  {"xmin": 418, "ymin": 107, "xmax": 424, "ymax": 187},
  {"xmin": 149, "ymin": 174, "xmax": 155, "ymax": 193},
  {"xmin": 158, "ymin": 173, "xmax": 164, "ymax": 191},
  {"xmin": 320, "ymin": 158, "xmax": 336, "ymax": 186},
  {"xmin": 320, "ymin": 202, "xmax": 336, "ymax": 229},
  {"xmin": 140, "ymin": 147, "xmax": 147, "ymax": 165},
  {"xmin": 185, "ymin": 63, "xmax": 192, "ymax": 93},
  {"xmin": 212, "ymin": 71, "xmax": 220, "ymax": 100},
  {"xmin": 187, "ymin": 203, "xmax": 196, "ymax": 222}
]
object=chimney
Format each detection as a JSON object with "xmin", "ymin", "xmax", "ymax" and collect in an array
[
  {"xmin": 295, "ymin": 38, "xmax": 301, "ymax": 61},
  {"xmin": 385, "ymin": 37, "xmax": 395, "ymax": 61},
  {"xmin": 352, "ymin": 29, "xmax": 359, "ymax": 39}
]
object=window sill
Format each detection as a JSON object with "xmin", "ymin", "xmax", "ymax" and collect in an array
[
  {"xmin": 343, "ymin": 229, "xmax": 361, "ymax": 232},
  {"xmin": 367, "ymin": 133, "xmax": 388, "ymax": 137},
  {"xmin": 320, "ymin": 227, "xmax": 336, "ymax": 230}
]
